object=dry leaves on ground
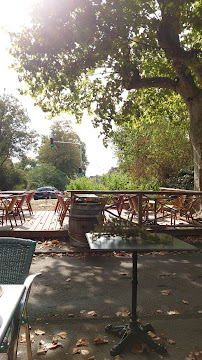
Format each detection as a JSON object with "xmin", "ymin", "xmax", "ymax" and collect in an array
[
  {"xmin": 87, "ymin": 310, "xmax": 97, "ymax": 317},
  {"xmin": 35, "ymin": 329, "xmax": 46, "ymax": 336},
  {"xmin": 185, "ymin": 349, "xmax": 202, "ymax": 359},
  {"xmin": 161, "ymin": 290, "xmax": 171, "ymax": 295},
  {"xmin": 19, "ymin": 333, "xmax": 35, "ymax": 343},
  {"xmin": 167, "ymin": 310, "xmax": 180, "ymax": 315},
  {"xmin": 76, "ymin": 338, "xmax": 88, "ymax": 347},
  {"xmin": 93, "ymin": 336, "xmax": 108, "ymax": 344},
  {"xmin": 116, "ymin": 309, "xmax": 130, "ymax": 317},
  {"xmin": 37, "ymin": 336, "xmax": 63, "ymax": 355}
]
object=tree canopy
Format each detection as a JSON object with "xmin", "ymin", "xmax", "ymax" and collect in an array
[
  {"xmin": 38, "ymin": 119, "xmax": 88, "ymax": 176},
  {"xmin": 10, "ymin": 0, "xmax": 202, "ymax": 189},
  {"xmin": 111, "ymin": 88, "xmax": 193, "ymax": 184},
  {"xmin": 0, "ymin": 93, "xmax": 37, "ymax": 189}
]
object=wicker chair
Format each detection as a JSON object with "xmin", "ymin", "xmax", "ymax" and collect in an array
[{"xmin": 0, "ymin": 237, "xmax": 40, "ymax": 360}]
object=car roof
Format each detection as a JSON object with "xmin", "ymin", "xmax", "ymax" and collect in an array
[{"xmin": 36, "ymin": 187, "xmax": 56, "ymax": 191}]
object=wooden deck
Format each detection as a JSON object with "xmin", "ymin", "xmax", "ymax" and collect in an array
[
  {"xmin": 0, "ymin": 208, "xmax": 201, "ymax": 240},
  {"xmin": 0, "ymin": 196, "xmax": 201, "ymax": 240},
  {"xmin": 0, "ymin": 210, "xmax": 69, "ymax": 239}
]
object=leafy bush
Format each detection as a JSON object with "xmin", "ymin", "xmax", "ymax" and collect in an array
[
  {"xmin": 68, "ymin": 176, "xmax": 103, "ymax": 190},
  {"xmin": 27, "ymin": 164, "xmax": 68, "ymax": 190},
  {"xmin": 163, "ymin": 166, "xmax": 194, "ymax": 190}
]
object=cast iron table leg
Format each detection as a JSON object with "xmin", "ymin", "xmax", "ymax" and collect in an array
[{"xmin": 105, "ymin": 252, "xmax": 167, "ymax": 356}]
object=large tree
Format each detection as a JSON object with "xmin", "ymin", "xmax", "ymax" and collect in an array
[
  {"xmin": 0, "ymin": 93, "xmax": 37, "ymax": 188},
  {"xmin": 38, "ymin": 119, "xmax": 88, "ymax": 176},
  {"xmin": 10, "ymin": 0, "xmax": 202, "ymax": 189},
  {"xmin": 112, "ymin": 88, "xmax": 193, "ymax": 184}
]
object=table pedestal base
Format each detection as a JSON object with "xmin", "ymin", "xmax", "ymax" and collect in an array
[{"xmin": 105, "ymin": 320, "xmax": 167, "ymax": 356}]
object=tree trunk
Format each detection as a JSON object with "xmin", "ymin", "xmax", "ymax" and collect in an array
[{"xmin": 188, "ymin": 95, "xmax": 202, "ymax": 191}]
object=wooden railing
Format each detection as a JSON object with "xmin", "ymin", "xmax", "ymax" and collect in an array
[{"xmin": 66, "ymin": 189, "xmax": 202, "ymax": 236}]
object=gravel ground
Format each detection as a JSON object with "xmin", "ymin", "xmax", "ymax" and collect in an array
[{"xmin": 30, "ymin": 199, "xmax": 57, "ymax": 211}]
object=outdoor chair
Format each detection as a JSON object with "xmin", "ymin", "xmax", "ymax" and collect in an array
[
  {"xmin": 179, "ymin": 196, "xmax": 198, "ymax": 224},
  {"xmin": 0, "ymin": 195, "xmax": 18, "ymax": 229},
  {"xmin": 127, "ymin": 196, "xmax": 149, "ymax": 222},
  {"xmin": 56, "ymin": 194, "xmax": 71, "ymax": 227},
  {"xmin": 0, "ymin": 237, "xmax": 40, "ymax": 360},
  {"xmin": 161, "ymin": 195, "xmax": 187, "ymax": 226},
  {"xmin": 24, "ymin": 191, "xmax": 35, "ymax": 215},
  {"xmin": 14, "ymin": 193, "xmax": 27, "ymax": 224}
]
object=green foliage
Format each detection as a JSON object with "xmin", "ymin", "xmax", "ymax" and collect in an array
[
  {"xmin": 111, "ymin": 90, "xmax": 192, "ymax": 186},
  {"xmin": 10, "ymin": 0, "xmax": 201, "ymax": 124},
  {"xmin": 0, "ymin": 93, "xmax": 38, "ymax": 189},
  {"xmin": 99, "ymin": 170, "xmax": 136, "ymax": 191},
  {"xmin": 68, "ymin": 169, "xmax": 137, "ymax": 191},
  {"xmin": 0, "ymin": 93, "xmax": 37, "ymax": 165},
  {"xmin": 92, "ymin": 216, "xmax": 173, "ymax": 244},
  {"xmin": 68, "ymin": 176, "xmax": 103, "ymax": 190},
  {"xmin": 164, "ymin": 166, "xmax": 194, "ymax": 190},
  {"xmin": 0, "ymin": 161, "xmax": 27, "ymax": 190},
  {"xmin": 38, "ymin": 119, "xmax": 88, "ymax": 177},
  {"xmin": 9, "ymin": 0, "xmax": 202, "ymax": 189},
  {"xmin": 27, "ymin": 164, "xmax": 68, "ymax": 190}
]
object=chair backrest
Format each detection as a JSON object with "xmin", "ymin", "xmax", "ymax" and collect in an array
[
  {"xmin": 15, "ymin": 194, "xmax": 27, "ymax": 209},
  {"xmin": 6, "ymin": 196, "xmax": 19, "ymax": 212},
  {"xmin": 0, "ymin": 237, "xmax": 36, "ymax": 284},
  {"xmin": 58, "ymin": 194, "xmax": 70, "ymax": 212},
  {"xmin": 25, "ymin": 191, "xmax": 34, "ymax": 203},
  {"xmin": 174, "ymin": 195, "xmax": 186, "ymax": 208},
  {"xmin": 131, "ymin": 196, "xmax": 139, "ymax": 212}
]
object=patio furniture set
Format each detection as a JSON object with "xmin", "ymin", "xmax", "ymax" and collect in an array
[
  {"xmin": 0, "ymin": 191, "xmax": 35, "ymax": 229},
  {"xmin": 0, "ymin": 232, "xmax": 199, "ymax": 359}
]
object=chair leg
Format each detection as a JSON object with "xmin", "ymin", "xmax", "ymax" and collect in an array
[{"xmin": 24, "ymin": 310, "xmax": 32, "ymax": 360}]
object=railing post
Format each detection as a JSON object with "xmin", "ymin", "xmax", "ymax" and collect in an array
[{"xmin": 138, "ymin": 194, "xmax": 143, "ymax": 226}]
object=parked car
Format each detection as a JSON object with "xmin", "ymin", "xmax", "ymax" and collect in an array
[{"xmin": 34, "ymin": 187, "xmax": 59, "ymax": 200}]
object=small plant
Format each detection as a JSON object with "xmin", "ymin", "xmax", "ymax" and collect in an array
[{"xmin": 92, "ymin": 216, "xmax": 173, "ymax": 244}]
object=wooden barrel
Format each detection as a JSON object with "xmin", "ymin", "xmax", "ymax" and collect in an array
[{"xmin": 69, "ymin": 202, "xmax": 102, "ymax": 247}]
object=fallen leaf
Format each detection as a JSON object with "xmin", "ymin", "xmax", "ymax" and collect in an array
[
  {"xmin": 19, "ymin": 333, "xmax": 35, "ymax": 343},
  {"xmin": 197, "ymin": 310, "xmax": 202, "ymax": 314},
  {"xmin": 68, "ymin": 313, "xmax": 74, "ymax": 317},
  {"xmin": 116, "ymin": 309, "xmax": 130, "ymax": 317},
  {"xmin": 185, "ymin": 350, "xmax": 202, "ymax": 360},
  {"xmin": 147, "ymin": 331, "xmax": 161, "ymax": 341},
  {"xmin": 73, "ymin": 348, "xmax": 81, "ymax": 354},
  {"xmin": 81, "ymin": 349, "xmax": 90, "ymax": 355},
  {"xmin": 147, "ymin": 331, "xmax": 156, "ymax": 338},
  {"xmin": 45, "ymin": 342, "xmax": 63, "ymax": 350},
  {"xmin": 93, "ymin": 336, "xmax": 108, "ymax": 344},
  {"xmin": 35, "ymin": 329, "xmax": 46, "ymax": 335},
  {"xmin": 87, "ymin": 357, "xmax": 96, "ymax": 360},
  {"xmin": 37, "ymin": 346, "xmax": 47, "ymax": 355},
  {"xmin": 114, "ymin": 356, "xmax": 123, "ymax": 360},
  {"xmin": 182, "ymin": 300, "xmax": 189, "ymax": 305},
  {"xmin": 167, "ymin": 339, "xmax": 176, "ymax": 345},
  {"xmin": 156, "ymin": 309, "xmax": 163, "ymax": 313},
  {"xmin": 87, "ymin": 311, "xmax": 97, "ymax": 317},
  {"xmin": 57, "ymin": 332, "xmax": 67, "ymax": 339},
  {"xmin": 161, "ymin": 290, "xmax": 171, "ymax": 296},
  {"xmin": 167, "ymin": 310, "xmax": 179, "ymax": 315},
  {"xmin": 52, "ymin": 337, "xmax": 58, "ymax": 345},
  {"xmin": 76, "ymin": 338, "xmax": 88, "ymax": 347},
  {"xmin": 39, "ymin": 340, "xmax": 45, "ymax": 345},
  {"xmin": 80, "ymin": 310, "xmax": 86, "ymax": 314},
  {"xmin": 66, "ymin": 278, "xmax": 71, "ymax": 282}
]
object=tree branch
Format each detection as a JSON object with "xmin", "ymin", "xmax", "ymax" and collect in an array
[{"xmin": 125, "ymin": 75, "xmax": 176, "ymax": 91}]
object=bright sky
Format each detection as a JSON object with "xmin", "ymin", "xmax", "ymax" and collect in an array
[{"xmin": 0, "ymin": 0, "xmax": 118, "ymax": 177}]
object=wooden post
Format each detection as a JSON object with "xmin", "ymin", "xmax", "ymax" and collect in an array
[{"xmin": 138, "ymin": 194, "xmax": 142, "ymax": 226}]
